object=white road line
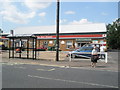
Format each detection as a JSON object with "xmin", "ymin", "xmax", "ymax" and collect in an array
[
  {"xmin": 1, "ymin": 63, "xmax": 14, "ymax": 65},
  {"xmin": 36, "ymin": 68, "xmax": 55, "ymax": 71},
  {"xmin": 7, "ymin": 64, "xmax": 14, "ymax": 65},
  {"xmin": 71, "ymin": 67, "xmax": 118, "ymax": 72},
  {"xmin": 1, "ymin": 62, "xmax": 118, "ymax": 72},
  {"xmin": 14, "ymin": 66, "xmax": 26, "ymax": 69},
  {"xmin": 37, "ymin": 64, "xmax": 118, "ymax": 72},
  {"xmin": 28, "ymin": 75, "xmax": 118, "ymax": 88},
  {"xmin": 59, "ymin": 66, "xmax": 118, "ymax": 72},
  {"xmin": 39, "ymin": 64, "xmax": 64, "ymax": 68}
]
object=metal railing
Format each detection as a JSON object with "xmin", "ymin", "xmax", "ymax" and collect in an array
[{"xmin": 69, "ymin": 52, "xmax": 108, "ymax": 63}]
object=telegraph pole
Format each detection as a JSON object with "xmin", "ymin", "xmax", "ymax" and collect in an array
[{"xmin": 56, "ymin": 0, "xmax": 60, "ymax": 61}]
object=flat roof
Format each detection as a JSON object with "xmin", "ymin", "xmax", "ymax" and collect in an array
[{"xmin": 14, "ymin": 23, "xmax": 106, "ymax": 34}]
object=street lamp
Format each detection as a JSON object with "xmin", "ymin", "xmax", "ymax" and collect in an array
[{"xmin": 56, "ymin": 0, "xmax": 60, "ymax": 61}]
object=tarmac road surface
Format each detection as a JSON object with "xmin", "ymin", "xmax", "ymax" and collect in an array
[{"xmin": 2, "ymin": 63, "xmax": 118, "ymax": 88}]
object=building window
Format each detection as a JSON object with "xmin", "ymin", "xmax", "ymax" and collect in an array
[
  {"xmin": 44, "ymin": 41, "xmax": 48, "ymax": 45},
  {"xmin": 43, "ymin": 41, "xmax": 48, "ymax": 47},
  {"xmin": 92, "ymin": 40, "xmax": 98, "ymax": 44},
  {"xmin": 66, "ymin": 41, "xmax": 72, "ymax": 49}
]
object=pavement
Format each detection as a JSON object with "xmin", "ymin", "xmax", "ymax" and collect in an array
[{"xmin": 0, "ymin": 51, "xmax": 118, "ymax": 72}]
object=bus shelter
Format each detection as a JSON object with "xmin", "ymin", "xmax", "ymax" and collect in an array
[{"xmin": 7, "ymin": 35, "xmax": 37, "ymax": 60}]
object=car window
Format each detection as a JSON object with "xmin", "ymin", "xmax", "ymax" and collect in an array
[
  {"xmin": 79, "ymin": 46, "xmax": 93, "ymax": 51},
  {"xmin": 79, "ymin": 47, "xmax": 86, "ymax": 51},
  {"xmin": 76, "ymin": 49, "xmax": 80, "ymax": 52},
  {"xmin": 86, "ymin": 47, "xmax": 93, "ymax": 51}
]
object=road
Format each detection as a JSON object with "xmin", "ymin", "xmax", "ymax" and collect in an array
[{"xmin": 2, "ymin": 63, "xmax": 118, "ymax": 88}]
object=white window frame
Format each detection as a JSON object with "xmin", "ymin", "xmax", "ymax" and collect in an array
[{"xmin": 66, "ymin": 41, "xmax": 72, "ymax": 49}]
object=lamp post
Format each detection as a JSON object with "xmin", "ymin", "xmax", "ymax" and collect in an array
[{"xmin": 56, "ymin": 0, "xmax": 60, "ymax": 61}]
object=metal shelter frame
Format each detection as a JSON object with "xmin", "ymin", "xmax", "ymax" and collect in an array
[{"xmin": 7, "ymin": 35, "xmax": 37, "ymax": 60}]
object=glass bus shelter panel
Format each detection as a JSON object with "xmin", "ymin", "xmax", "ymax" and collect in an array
[
  {"xmin": 8, "ymin": 36, "xmax": 37, "ymax": 60},
  {"xmin": 14, "ymin": 39, "xmax": 21, "ymax": 58}
]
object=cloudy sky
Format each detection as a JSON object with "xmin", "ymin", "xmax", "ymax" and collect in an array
[{"xmin": 0, "ymin": 0, "xmax": 119, "ymax": 33}]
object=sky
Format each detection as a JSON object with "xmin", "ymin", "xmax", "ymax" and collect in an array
[{"xmin": 0, "ymin": 0, "xmax": 119, "ymax": 33}]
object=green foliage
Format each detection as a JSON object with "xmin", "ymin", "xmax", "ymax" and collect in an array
[{"xmin": 106, "ymin": 18, "xmax": 120, "ymax": 49}]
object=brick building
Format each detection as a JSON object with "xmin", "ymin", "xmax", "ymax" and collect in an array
[{"xmin": 15, "ymin": 23, "xmax": 107, "ymax": 51}]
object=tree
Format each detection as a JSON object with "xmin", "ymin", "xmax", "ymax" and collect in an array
[{"xmin": 106, "ymin": 18, "xmax": 120, "ymax": 49}]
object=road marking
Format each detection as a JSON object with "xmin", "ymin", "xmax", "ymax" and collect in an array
[
  {"xmin": 1, "ymin": 62, "xmax": 118, "ymax": 72},
  {"xmin": 37, "ymin": 64, "xmax": 118, "ymax": 72},
  {"xmin": 36, "ymin": 68, "xmax": 55, "ymax": 71},
  {"xmin": 14, "ymin": 66, "xmax": 26, "ymax": 69},
  {"xmin": 1, "ymin": 63, "xmax": 15, "ymax": 66},
  {"xmin": 28, "ymin": 75, "xmax": 118, "ymax": 88},
  {"xmin": 39, "ymin": 64, "xmax": 64, "ymax": 68},
  {"xmin": 7, "ymin": 64, "xmax": 14, "ymax": 65},
  {"xmin": 1, "ymin": 62, "xmax": 26, "ymax": 66},
  {"xmin": 71, "ymin": 67, "xmax": 118, "ymax": 72}
]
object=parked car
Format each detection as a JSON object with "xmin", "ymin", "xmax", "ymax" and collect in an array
[
  {"xmin": 66, "ymin": 43, "xmax": 101, "ymax": 59},
  {"xmin": 36, "ymin": 45, "xmax": 47, "ymax": 51}
]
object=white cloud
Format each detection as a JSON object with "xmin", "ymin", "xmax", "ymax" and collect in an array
[
  {"xmin": 65, "ymin": 11, "xmax": 75, "ymax": 15},
  {"xmin": 0, "ymin": 0, "xmax": 52, "ymax": 24},
  {"xmin": 101, "ymin": 12, "xmax": 108, "ymax": 16},
  {"xmin": 60, "ymin": 19, "xmax": 67, "ymax": 24},
  {"xmin": 2, "ymin": 11, "xmax": 35, "ymax": 24},
  {"xmin": 0, "ymin": 1, "xmax": 36, "ymax": 24},
  {"xmin": 69, "ymin": 19, "xmax": 93, "ymax": 25},
  {"xmin": 38, "ymin": 12, "xmax": 46, "ymax": 17},
  {"xmin": 113, "ymin": 18, "xmax": 118, "ymax": 21},
  {"xmin": 23, "ymin": 0, "xmax": 51, "ymax": 11}
]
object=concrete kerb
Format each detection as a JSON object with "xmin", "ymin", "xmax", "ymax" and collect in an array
[
  {"xmin": 1, "ymin": 51, "xmax": 118, "ymax": 72},
  {"xmin": 1, "ymin": 57, "xmax": 118, "ymax": 72},
  {"xmin": 2, "ymin": 60, "xmax": 118, "ymax": 72}
]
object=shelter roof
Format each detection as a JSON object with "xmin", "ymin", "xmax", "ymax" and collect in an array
[{"xmin": 7, "ymin": 34, "xmax": 36, "ymax": 39}]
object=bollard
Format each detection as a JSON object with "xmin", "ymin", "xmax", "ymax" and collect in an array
[
  {"xmin": 105, "ymin": 52, "xmax": 108, "ymax": 63},
  {"xmin": 69, "ymin": 52, "xmax": 72, "ymax": 62},
  {"xmin": 72, "ymin": 53, "xmax": 75, "ymax": 60}
]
